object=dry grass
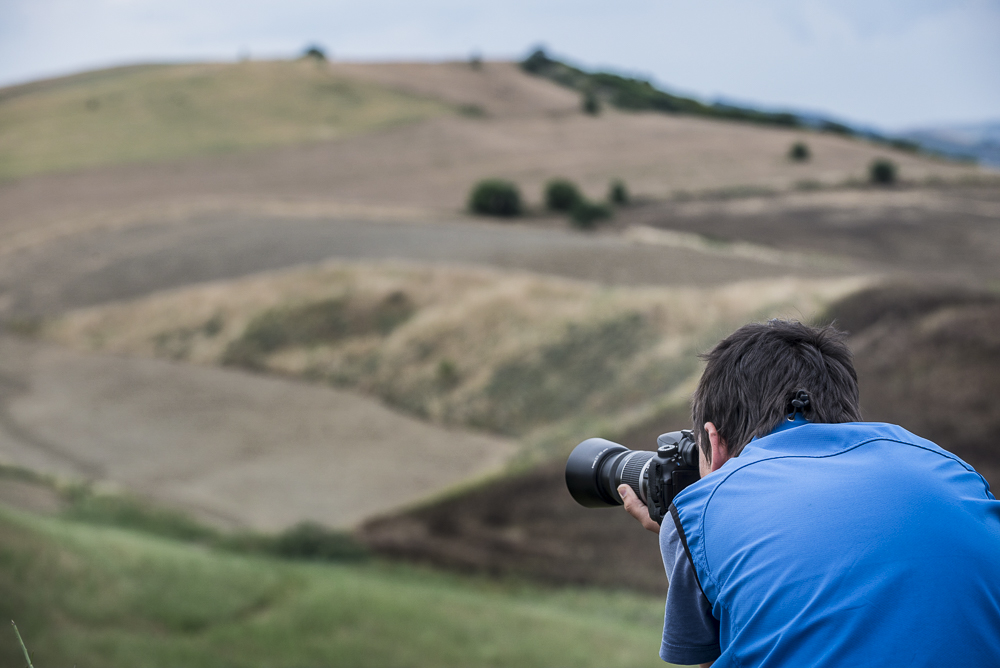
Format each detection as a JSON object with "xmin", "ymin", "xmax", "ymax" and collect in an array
[
  {"xmin": 0, "ymin": 60, "xmax": 450, "ymax": 180},
  {"xmin": 47, "ymin": 261, "xmax": 868, "ymax": 437},
  {"xmin": 1, "ymin": 61, "xmax": 988, "ymax": 250},
  {"xmin": 329, "ymin": 60, "xmax": 580, "ymax": 118}
]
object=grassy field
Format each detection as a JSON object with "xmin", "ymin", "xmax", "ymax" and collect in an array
[
  {"xmin": 0, "ymin": 60, "xmax": 450, "ymax": 180},
  {"xmin": 0, "ymin": 505, "xmax": 673, "ymax": 668},
  {"xmin": 46, "ymin": 261, "xmax": 867, "ymax": 442}
]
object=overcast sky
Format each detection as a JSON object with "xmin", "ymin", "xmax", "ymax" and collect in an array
[{"xmin": 1, "ymin": 0, "xmax": 998, "ymax": 130}]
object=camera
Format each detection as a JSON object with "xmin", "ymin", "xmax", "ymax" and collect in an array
[{"xmin": 564, "ymin": 430, "xmax": 701, "ymax": 524}]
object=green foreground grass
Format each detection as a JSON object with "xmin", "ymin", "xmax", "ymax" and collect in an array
[
  {"xmin": 0, "ymin": 60, "xmax": 450, "ymax": 180},
  {"xmin": 0, "ymin": 506, "xmax": 673, "ymax": 667}
]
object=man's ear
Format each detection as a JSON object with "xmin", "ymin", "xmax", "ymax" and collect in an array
[{"xmin": 704, "ymin": 422, "xmax": 731, "ymax": 473}]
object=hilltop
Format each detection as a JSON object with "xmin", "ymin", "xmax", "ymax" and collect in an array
[
  {"xmin": 0, "ymin": 58, "xmax": 987, "ymax": 245},
  {"xmin": 0, "ymin": 59, "xmax": 450, "ymax": 180}
]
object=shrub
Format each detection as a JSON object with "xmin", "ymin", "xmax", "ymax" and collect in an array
[
  {"xmin": 458, "ymin": 104, "xmax": 485, "ymax": 118},
  {"xmin": 272, "ymin": 522, "xmax": 369, "ymax": 561},
  {"xmin": 789, "ymin": 142, "xmax": 810, "ymax": 162},
  {"xmin": 570, "ymin": 200, "xmax": 612, "ymax": 230},
  {"xmin": 582, "ymin": 89, "xmax": 601, "ymax": 115},
  {"xmin": 219, "ymin": 522, "xmax": 370, "ymax": 562},
  {"xmin": 62, "ymin": 485, "xmax": 217, "ymax": 543},
  {"xmin": 545, "ymin": 179, "xmax": 583, "ymax": 212},
  {"xmin": 869, "ymin": 158, "xmax": 897, "ymax": 185},
  {"xmin": 608, "ymin": 180, "xmax": 629, "ymax": 205},
  {"xmin": 520, "ymin": 48, "xmax": 550, "ymax": 74},
  {"xmin": 302, "ymin": 45, "xmax": 327, "ymax": 61},
  {"xmin": 222, "ymin": 293, "xmax": 414, "ymax": 368},
  {"xmin": 887, "ymin": 138, "xmax": 920, "ymax": 153},
  {"xmin": 820, "ymin": 120, "xmax": 853, "ymax": 135},
  {"xmin": 468, "ymin": 179, "xmax": 522, "ymax": 217},
  {"xmin": 437, "ymin": 359, "xmax": 461, "ymax": 389}
]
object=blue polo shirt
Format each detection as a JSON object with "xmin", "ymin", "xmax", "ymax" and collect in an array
[{"xmin": 665, "ymin": 420, "xmax": 1000, "ymax": 667}]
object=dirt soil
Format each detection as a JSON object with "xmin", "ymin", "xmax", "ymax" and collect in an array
[
  {"xmin": 0, "ymin": 335, "xmax": 516, "ymax": 530},
  {"xmin": 626, "ymin": 184, "xmax": 1000, "ymax": 281},
  {"xmin": 828, "ymin": 283, "xmax": 1000, "ymax": 487},
  {"xmin": 359, "ymin": 403, "xmax": 691, "ymax": 593},
  {"xmin": 361, "ymin": 461, "xmax": 668, "ymax": 595},
  {"xmin": 0, "ymin": 212, "xmax": 850, "ymax": 320}
]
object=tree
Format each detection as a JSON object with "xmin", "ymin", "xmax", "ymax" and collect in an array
[
  {"xmin": 582, "ymin": 89, "xmax": 601, "ymax": 116},
  {"xmin": 469, "ymin": 180, "xmax": 522, "ymax": 217},
  {"xmin": 302, "ymin": 45, "xmax": 327, "ymax": 61},
  {"xmin": 869, "ymin": 158, "xmax": 897, "ymax": 185},
  {"xmin": 570, "ymin": 201, "xmax": 612, "ymax": 230},
  {"xmin": 608, "ymin": 180, "xmax": 629, "ymax": 205},
  {"xmin": 789, "ymin": 142, "xmax": 810, "ymax": 162},
  {"xmin": 545, "ymin": 179, "xmax": 584, "ymax": 212}
]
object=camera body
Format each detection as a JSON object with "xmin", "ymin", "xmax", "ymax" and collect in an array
[{"xmin": 565, "ymin": 430, "xmax": 701, "ymax": 524}]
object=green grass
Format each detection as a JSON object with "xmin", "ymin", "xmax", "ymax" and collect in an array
[
  {"xmin": 222, "ymin": 291, "xmax": 414, "ymax": 369},
  {"xmin": 36, "ymin": 471, "xmax": 369, "ymax": 562},
  {"xmin": 0, "ymin": 60, "xmax": 450, "ymax": 180},
  {"xmin": 475, "ymin": 312, "xmax": 657, "ymax": 434},
  {"xmin": 0, "ymin": 507, "xmax": 673, "ymax": 667}
]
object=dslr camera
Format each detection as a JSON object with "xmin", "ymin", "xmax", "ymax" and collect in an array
[{"xmin": 565, "ymin": 430, "xmax": 700, "ymax": 524}]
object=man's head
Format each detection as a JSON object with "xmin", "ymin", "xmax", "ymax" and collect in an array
[{"xmin": 692, "ymin": 320, "xmax": 862, "ymax": 465}]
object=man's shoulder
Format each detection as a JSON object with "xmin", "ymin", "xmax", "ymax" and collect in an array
[
  {"xmin": 750, "ymin": 421, "xmax": 937, "ymax": 456},
  {"xmin": 673, "ymin": 421, "xmax": 983, "ymax": 515}
]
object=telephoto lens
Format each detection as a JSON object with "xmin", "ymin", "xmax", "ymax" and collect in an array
[
  {"xmin": 564, "ymin": 438, "xmax": 656, "ymax": 507},
  {"xmin": 565, "ymin": 430, "xmax": 701, "ymax": 524}
]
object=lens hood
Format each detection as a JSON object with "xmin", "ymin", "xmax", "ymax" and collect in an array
[{"xmin": 565, "ymin": 438, "xmax": 629, "ymax": 507}]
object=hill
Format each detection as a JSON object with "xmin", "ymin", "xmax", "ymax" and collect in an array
[
  {"xmin": 357, "ymin": 282, "xmax": 1000, "ymax": 591},
  {"xmin": 0, "ymin": 59, "xmax": 986, "ymax": 246},
  {"xmin": 900, "ymin": 121, "xmax": 1000, "ymax": 167},
  {"xmin": 44, "ymin": 262, "xmax": 863, "ymax": 428},
  {"xmin": 0, "ymin": 505, "xmax": 670, "ymax": 667},
  {"xmin": 32, "ymin": 261, "xmax": 862, "ymax": 530},
  {"xmin": 1, "ymin": 55, "xmax": 998, "ymax": 603},
  {"xmin": 0, "ymin": 60, "xmax": 450, "ymax": 180}
]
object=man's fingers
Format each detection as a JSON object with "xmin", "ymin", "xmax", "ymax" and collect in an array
[
  {"xmin": 618, "ymin": 484, "xmax": 660, "ymax": 534},
  {"xmin": 620, "ymin": 485, "xmax": 643, "ymax": 516}
]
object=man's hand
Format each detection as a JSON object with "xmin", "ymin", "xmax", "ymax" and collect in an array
[{"xmin": 618, "ymin": 484, "xmax": 660, "ymax": 534}]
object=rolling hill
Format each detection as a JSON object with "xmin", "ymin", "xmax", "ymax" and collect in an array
[
  {"xmin": 0, "ymin": 58, "xmax": 987, "ymax": 249},
  {"xmin": 0, "ymin": 59, "xmax": 450, "ymax": 180},
  {"xmin": 0, "ymin": 505, "xmax": 671, "ymax": 667},
  {"xmin": 0, "ymin": 54, "xmax": 998, "ymax": 610}
]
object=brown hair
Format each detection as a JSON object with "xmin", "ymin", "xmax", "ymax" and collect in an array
[{"xmin": 692, "ymin": 320, "xmax": 862, "ymax": 461}]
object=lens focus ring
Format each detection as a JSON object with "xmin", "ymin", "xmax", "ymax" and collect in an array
[{"xmin": 619, "ymin": 451, "xmax": 656, "ymax": 501}]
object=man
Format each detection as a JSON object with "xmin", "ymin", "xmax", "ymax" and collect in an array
[{"xmin": 619, "ymin": 320, "xmax": 1000, "ymax": 667}]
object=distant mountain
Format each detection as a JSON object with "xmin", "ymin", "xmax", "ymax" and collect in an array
[{"xmin": 899, "ymin": 122, "xmax": 1000, "ymax": 167}]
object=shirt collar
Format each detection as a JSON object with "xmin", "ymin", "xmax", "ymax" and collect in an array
[{"xmin": 748, "ymin": 414, "xmax": 811, "ymax": 444}]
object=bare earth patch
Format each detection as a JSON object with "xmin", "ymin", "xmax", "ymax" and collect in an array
[{"xmin": 0, "ymin": 335, "xmax": 516, "ymax": 530}]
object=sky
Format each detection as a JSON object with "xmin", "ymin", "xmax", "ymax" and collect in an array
[{"xmin": 1, "ymin": 0, "xmax": 998, "ymax": 131}]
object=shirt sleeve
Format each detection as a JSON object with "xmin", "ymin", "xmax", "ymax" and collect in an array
[{"xmin": 659, "ymin": 514, "xmax": 721, "ymax": 665}]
